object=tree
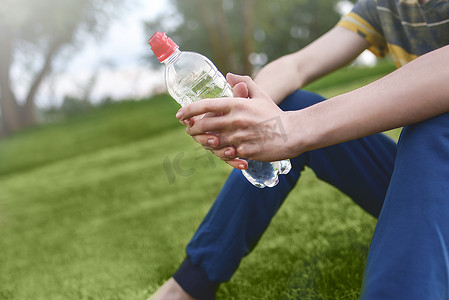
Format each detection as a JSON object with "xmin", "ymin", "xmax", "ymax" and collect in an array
[
  {"xmin": 0, "ymin": 0, "xmax": 123, "ymax": 136},
  {"xmin": 146, "ymin": 0, "xmax": 356, "ymax": 76},
  {"xmin": 146, "ymin": 0, "xmax": 255, "ymax": 76}
]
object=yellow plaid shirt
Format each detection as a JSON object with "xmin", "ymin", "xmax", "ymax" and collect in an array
[{"xmin": 338, "ymin": 0, "xmax": 449, "ymax": 67}]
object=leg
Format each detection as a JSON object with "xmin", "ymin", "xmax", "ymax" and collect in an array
[
  {"xmin": 172, "ymin": 91, "xmax": 322, "ymax": 299},
  {"xmin": 361, "ymin": 113, "xmax": 449, "ymax": 300},
  {"xmin": 168, "ymin": 91, "xmax": 396, "ymax": 299}
]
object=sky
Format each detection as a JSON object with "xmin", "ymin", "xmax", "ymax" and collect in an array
[
  {"xmin": 31, "ymin": 0, "xmax": 375, "ymax": 108},
  {"xmin": 35, "ymin": 0, "xmax": 170, "ymax": 108}
]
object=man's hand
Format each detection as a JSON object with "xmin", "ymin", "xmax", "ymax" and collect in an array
[{"xmin": 176, "ymin": 73, "xmax": 297, "ymax": 168}]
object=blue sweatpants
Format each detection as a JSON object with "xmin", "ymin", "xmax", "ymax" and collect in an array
[{"xmin": 173, "ymin": 90, "xmax": 449, "ymax": 299}]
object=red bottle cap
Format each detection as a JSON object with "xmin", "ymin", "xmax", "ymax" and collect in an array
[{"xmin": 149, "ymin": 31, "xmax": 179, "ymax": 62}]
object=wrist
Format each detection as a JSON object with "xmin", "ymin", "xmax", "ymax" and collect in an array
[
  {"xmin": 283, "ymin": 110, "xmax": 312, "ymax": 158},
  {"xmin": 284, "ymin": 101, "xmax": 335, "ymax": 157}
]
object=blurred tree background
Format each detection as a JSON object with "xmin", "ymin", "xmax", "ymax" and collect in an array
[
  {"xmin": 0, "ymin": 0, "xmax": 359, "ymax": 136},
  {"xmin": 0, "ymin": 0, "xmax": 123, "ymax": 136},
  {"xmin": 146, "ymin": 0, "xmax": 356, "ymax": 75}
]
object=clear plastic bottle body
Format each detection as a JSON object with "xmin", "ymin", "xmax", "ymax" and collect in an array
[
  {"xmin": 163, "ymin": 50, "xmax": 291, "ymax": 188},
  {"xmin": 164, "ymin": 50, "xmax": 233, "ymax": 106}
]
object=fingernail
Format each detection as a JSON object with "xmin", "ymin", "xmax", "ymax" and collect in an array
[
  {"xmin": 176, "ymin": 108, "xmax": 183, "ymax": 119},
  {"xmin": 238, "ymin": 164, "xmax": 246, "ymax": 169},
  {"xmin": 207, "ymin": 138, "xmax": 215, "ymax": 146},
  {"xmin": 225, "ymin": 149, "xmax": 232, "ymax": 156}
]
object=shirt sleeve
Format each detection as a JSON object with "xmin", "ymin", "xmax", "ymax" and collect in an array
[{"xmin": 337, "ymin": 0, "xmax": 388, "ymax": 57}]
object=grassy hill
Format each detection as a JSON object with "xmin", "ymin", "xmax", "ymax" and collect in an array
[{"xmin": 0, "ymin": 61, "xmax": 400, "ymax": 299}]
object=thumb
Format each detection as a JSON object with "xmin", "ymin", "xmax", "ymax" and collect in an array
[
  {"xmin": 233, "ymin": 82, "xmax": 249, "ymax": 98},
  {"xmin": 226, "ymin": 73, "xmax": 268, "ymax": 99}
]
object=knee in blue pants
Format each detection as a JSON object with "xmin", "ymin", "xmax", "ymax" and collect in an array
[{"xmin": 279, "ymin": 89, "xmax": 326, "ymax": 111}]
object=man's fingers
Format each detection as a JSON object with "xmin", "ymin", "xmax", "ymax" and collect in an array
[
  {"xmin": 226, "ymin": 73, "xmax": 267, "ymax": 99},
  {"xmin": 186, "ymin": 115, "xmax": 231, "ymax": 136},
  {"xmin": 176, "ymin": 98, "xmax": 233, "ymax": 121},
  {"xmin": 189, "ymin": 134, "xmax": 248, "ymax": 169},
  {"xmin": 212, "ymin": 148, "xmax": 249, "ymax": 170},
  {"xmin": 192, "ymin": 134, "xmax": 220, "ymax": 149},
  {"xmin": 226, "ymin": 73, "xmax": 248, "ymax": 88},
  {"xmin": 225, "ymin": 158, "xmax": 248, "ymax": 170},
  {"xmin": 179, "ymin": 117, "xmax": 194, "ymax": 127},
  {"xmin": 210, "ymin": 146, "xmax": 237, "ymax": 160},
  {"xmin": 233, "ymin": 82, "xmax": 249, "ymax": 98}
]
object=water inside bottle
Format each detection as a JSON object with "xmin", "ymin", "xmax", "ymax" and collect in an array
[{"xmin": 180, "ymin": 69, "xmax": 233, "ymax": 103}]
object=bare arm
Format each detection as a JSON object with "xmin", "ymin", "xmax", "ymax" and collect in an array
[
  {"xmin": 254, "ymin": 26, "xmax": 369, "ymax": 104},
  {"xmin": 178, "ymin": 45, "xmax": 449, "ymax": 163},
  {"xmin": 290, "ymin": 44, "xmax": 449, "ymax": 155}
]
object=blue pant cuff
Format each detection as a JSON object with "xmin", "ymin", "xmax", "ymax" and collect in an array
[{"xmin": 173, "ymin": 257, "xmax": 219, "ymax": 300}]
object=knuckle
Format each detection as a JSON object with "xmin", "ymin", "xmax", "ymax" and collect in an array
[
  {"xmin": 215, "ymin": 152, "xmax": 229, "ymax": 161},
  {"xmin": 214, "ymin": 118, "xmax": 227, "ymax": 130},
  {"xmin": 230, "ymin": 117, "xmax": 246, "ymax": 129},
  {"xmin": 202, "ymin": 101, "xmax": 215, "ymax": 111},
  {"xmin": 231, "ymin": 101, "xmax": 242, "ymax": 111},
  {"xmin": 237, "ymin": 145, "xmax": 255, "ymax": 158},
  {"xmin": 236, "ymin": 145, "xmax": 247, "ymax": 157},
  {"xmin": 226, "ymin": 98, "xmax": 239, "ymax": 109},
  {"xmin": 218, "ymin": 135, "xmax": 231, "ymax": 147},
  {"xmin": 194, "ymin": 121, "xmax": 207, "ymax": 134},
  {"xmin": 232, "ymin": 100, "xmax": 246, "ymax": 111},
  {"xmin": 233, "ymin": 131, "xmax": 249, "ymax": 142}
]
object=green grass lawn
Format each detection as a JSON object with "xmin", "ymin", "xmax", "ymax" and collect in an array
[{"xmin": 0, "ymin": 62, "xmax": 400, "ymax": 299}]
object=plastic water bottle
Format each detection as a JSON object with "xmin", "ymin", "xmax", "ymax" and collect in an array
[{"xmin": 149, "ymin": 32, "xmax": 291, "ymax": 188}]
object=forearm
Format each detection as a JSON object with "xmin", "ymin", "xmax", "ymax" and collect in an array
[
  {"xmin": 255, "ymin": 27, "xmax": 369, "ymax": 105},
  {"xmin": 292, "ymin": 45, "xmax": 449, "ymax": 154},
  {"xmin": 254, "ymin": 53, "xmax": 306, "ymax": 104}
]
